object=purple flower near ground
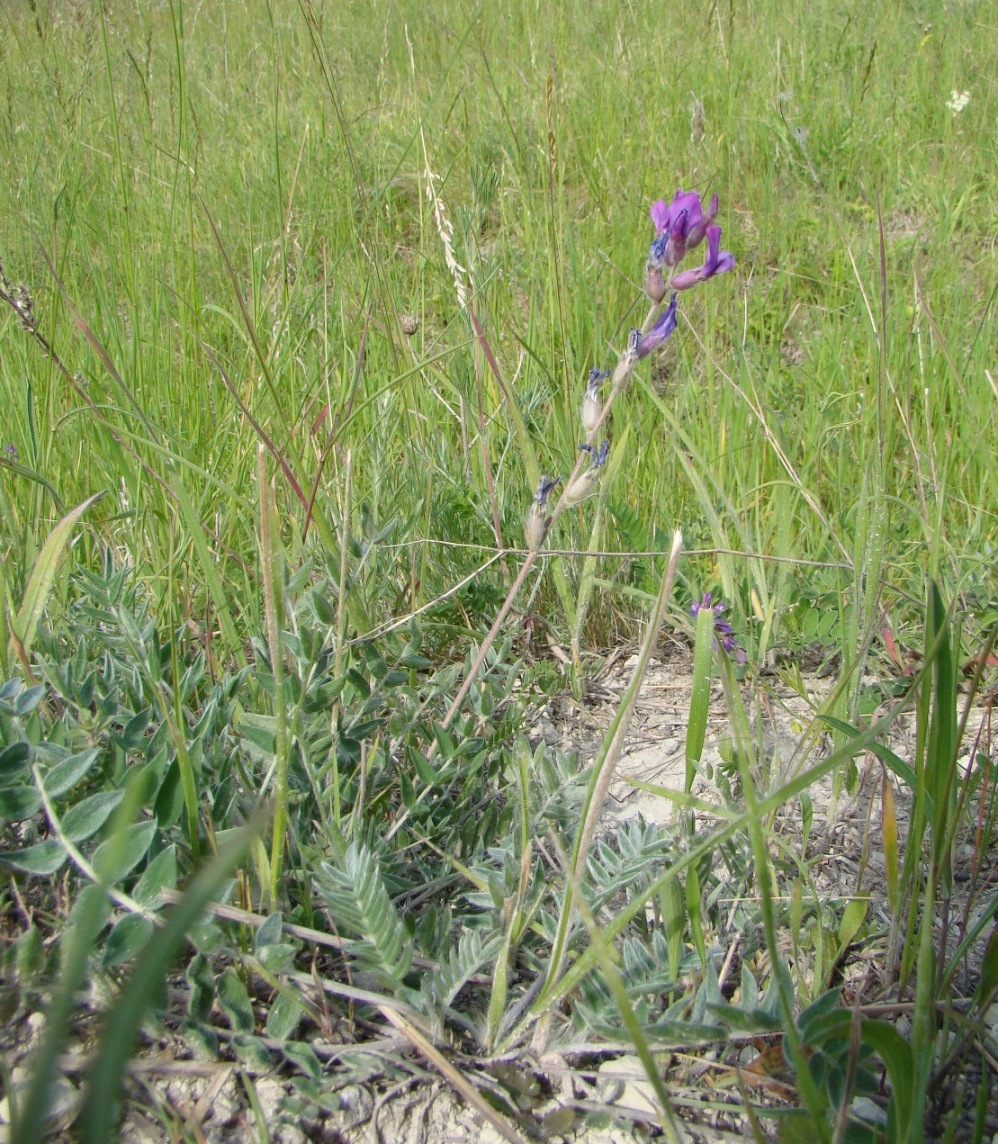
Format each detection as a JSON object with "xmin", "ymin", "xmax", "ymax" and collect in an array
[
  {"xmin": 650, "ymin": 190, "xmax": 719, "ymax": 266},
  {"xmin": 2, "ymin": 444, "xmax": 18, "ymax": 463},
  {"xmin": 636, "ymin": 293, "xmax": 678, "ymax": 359},
  {"xmin": 671, "ymin": 225, "xmax": 735, "ymax": 291},
  {"xmin": 691, "ymin": 592, "xmax": 746, "ymax": 663}
]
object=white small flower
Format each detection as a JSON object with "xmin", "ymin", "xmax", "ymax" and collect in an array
[{"xmin": 946, "ymin": 90, "xmax": 970, "ymax": 114}]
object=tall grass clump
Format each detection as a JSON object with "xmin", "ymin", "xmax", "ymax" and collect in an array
[{"xmin": 0, "ymin": 0, "xmax": 995, "ymax": 1140}]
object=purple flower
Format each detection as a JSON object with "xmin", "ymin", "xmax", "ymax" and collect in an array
[
  {"xmin": 650, "ymin": 190, "xmax": 719, "ymax": 267},
  {"xmin": 2, "ymin": 444, "xmax": 18, "ymax": 463},
  {"xmin": 671, "ymin": 225, "xmax": 735, "ymax": 291},
  {"xmin": 636, "ymin": 293, "xmax": 678, "ymax": 359},
  {"xmin": 691, "ymin": 592, "xmax": 746, "ymax": 663}
]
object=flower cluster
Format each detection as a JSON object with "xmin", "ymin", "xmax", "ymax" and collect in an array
[
  {"xmin": 524, "ymin": 187, "xmax": 735, "ymax": 551},
  {"xmin": 646, "ymin": 189, "xmax": 734, "ymax": 296},
  {"xmin": 691, "ymin": 592, "xmax": 745, "ymax": 663}
]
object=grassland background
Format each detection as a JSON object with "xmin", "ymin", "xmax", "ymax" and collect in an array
[
  {"xmin": 1, "ymin": 0, "xmax": 995, "ymax": 659},
  {"xmin": 1, "ymin": 3, "xmax": 997, "ymax": 1139}
]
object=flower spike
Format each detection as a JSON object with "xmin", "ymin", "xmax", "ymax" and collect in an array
[{"xmin": 691, "ymin": 592, "xmax": 746, "ymax": 663}]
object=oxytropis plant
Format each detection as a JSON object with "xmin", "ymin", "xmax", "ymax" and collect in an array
[
  {"xmin": 520, "ymin": 190, "xmax": 736, "ymax": 705},
  {"xmin": 435, "ymin": 186, "xmax": 735, "ymax": 756},
  {"xmin": 525, "ymin": 188, "xmax": 734, "ymax": 554}
]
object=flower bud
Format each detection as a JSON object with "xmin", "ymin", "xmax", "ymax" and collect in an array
[
  {"xmin": 563, "ymin": 469, "xmax": 599, "ymax": 507},
  {"xmin": 564, "ymin": 441, "xmax": 609, "ymax": 506},
  {"xmin": 581, "ymin": 368, "xmax": 608, "ymax": 435},
  {"xmin": 524, "ymin": 504, "xmax": 548, "ymax": 550},
  {"xmin": 645, "ymin": 236, "xmax": 668, "ymax": 303},
  {"xmin": 611, "ymin": 329, "xmax": 642, "ymax": 389},
  {"xmin": 524, "ymin": 475, "xmax": 560, "ymax": 550},
  {"xmin": 645, "ymin": 265, "xmax": 666, "ymax": 304}
]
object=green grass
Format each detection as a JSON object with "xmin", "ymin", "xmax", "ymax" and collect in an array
[{"xmin": 0, "ymin": 0, "xmax": 996, "ymax": 1140}]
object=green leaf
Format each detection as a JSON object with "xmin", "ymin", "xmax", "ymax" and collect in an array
[
  {"xmin": 217, "ymin": 968, "xmax": 255, "ymax": 1034},
  {"xmin": 860, "ymin": 1018, "xmax": 913, "ymax": 1138},
  {"xmin": 837, "ymin": 897, "xmax": 868, "ymax": 949},
  {"xmin": 660, "ymin": 879, "xmax": 685, "ymax": 984},
  {"xmin": 102, "ymin": 915, "xmax": 154, "ymax": 968},
  {"xmin": 0, "ymin": 839, "xmax": 67, "ymax": 875},
  {"xmin": 236, "ymin": 711, "xmax": 277, "ymax": 756},
  {"xmin": 265, "ymin": 991, "xmax": 304, "ymax": 1040},
  {"xmin": 92, "ymin": 820, "xmax": 157, "ymax": 883},
  {"xmin": 977, "ymin": 927, "xmax": 998, "ymax": 1004},
  {"xmin": 12, "ymin": 491, "xmax": 106, "ymax": 659},
  {"xmin": 11, "ymin": 884, "xmax": 109, "ymax": 1141},
  {"xmin": 42, "ymin": 749, "xmax": 101, "ymax": 798},
  {"xmin": 132, "ymin": 847, "xmax": 178, "ymax": 908},
  {"xmin": 542, "ymin": 1108, "xmax": 576, "ymax": 1136},
  {"xmin": 153, "ymin": 759, "xmax": 185, "ymax": 829},
  {"xmin": 741, "ymin": 965, "xmax": 760, "ymax": 1010},
  {"xmin": 118, "ymin": 708, "xmax": 152, "ymax": 750},
  {"xmin": 821, "ymin": 716, "xmax": 918, "ymax": 790},
  {"xmin": 800, "ymin": 792, "xmax": 813, "ymax": 848},
  {"xmin": 0, "ymin": 741, "xmax": 32, "ymax": 781},
  {"xmin": 186, "ymin": 953, "xmax": 215, "ymax": 1022},
  {"xmin": 256, "ymin": 912, "xmax": 284, "ymax": 948},
  {"xmin": 0, "ymin": 785, "xmax": 41, "ymax": 821},
  {"xmin": 77, "ymin": 820, "xmax": 259, "ymax": 1142},
  {"xmin": 14, "ymin": 926, "xmax": 45, "ymax": 981},
  {"xmin": 778, "ymin": 1111, "xmax": 825, "ymax": 1143},
  {"xmin": 432, "ymin": 721, "xmax": 457, "ymax": 760},
  {"xmin": 310, "ymin": 590, "xmax": 337, "ymax": 626},
  {"xmin": 315, "ymin": 842, "xmax": 413, "ymax": 988},
  {"xmin": 425, "ymin": 930, "xmax": 502, "ymax": 1011},
  {"xmin": 258, "ymin": 942, "xmax": 297, "ymax": 973},
  {"xmin": 798, "ymin": 988, "xmax": 842, "ymax": 1036},
  {"xmin": 61, "ymin": 790, "xmax": 126, "ymax": 843},
  {"xmin": 282, "ymin": 1041, "xmax": 321, "ymax": 1080},
  {"xmin": 13, "ymin": 685, "xmax": 47, "ymax": 717},
  {"xmin": 712, "ymin": 1005, "xmax": 782, "ymax": 1033},
  {"xmin": 408, "ymin": 746, "xmax": 438, "ymax": 786},
  {"xmin": 180, "ymin": 1020, "xmax": 219, "ymax": 1061},
  {"xmin": 230, "ymin": 1034, "xmax": 273, "ymax": 1070}
]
